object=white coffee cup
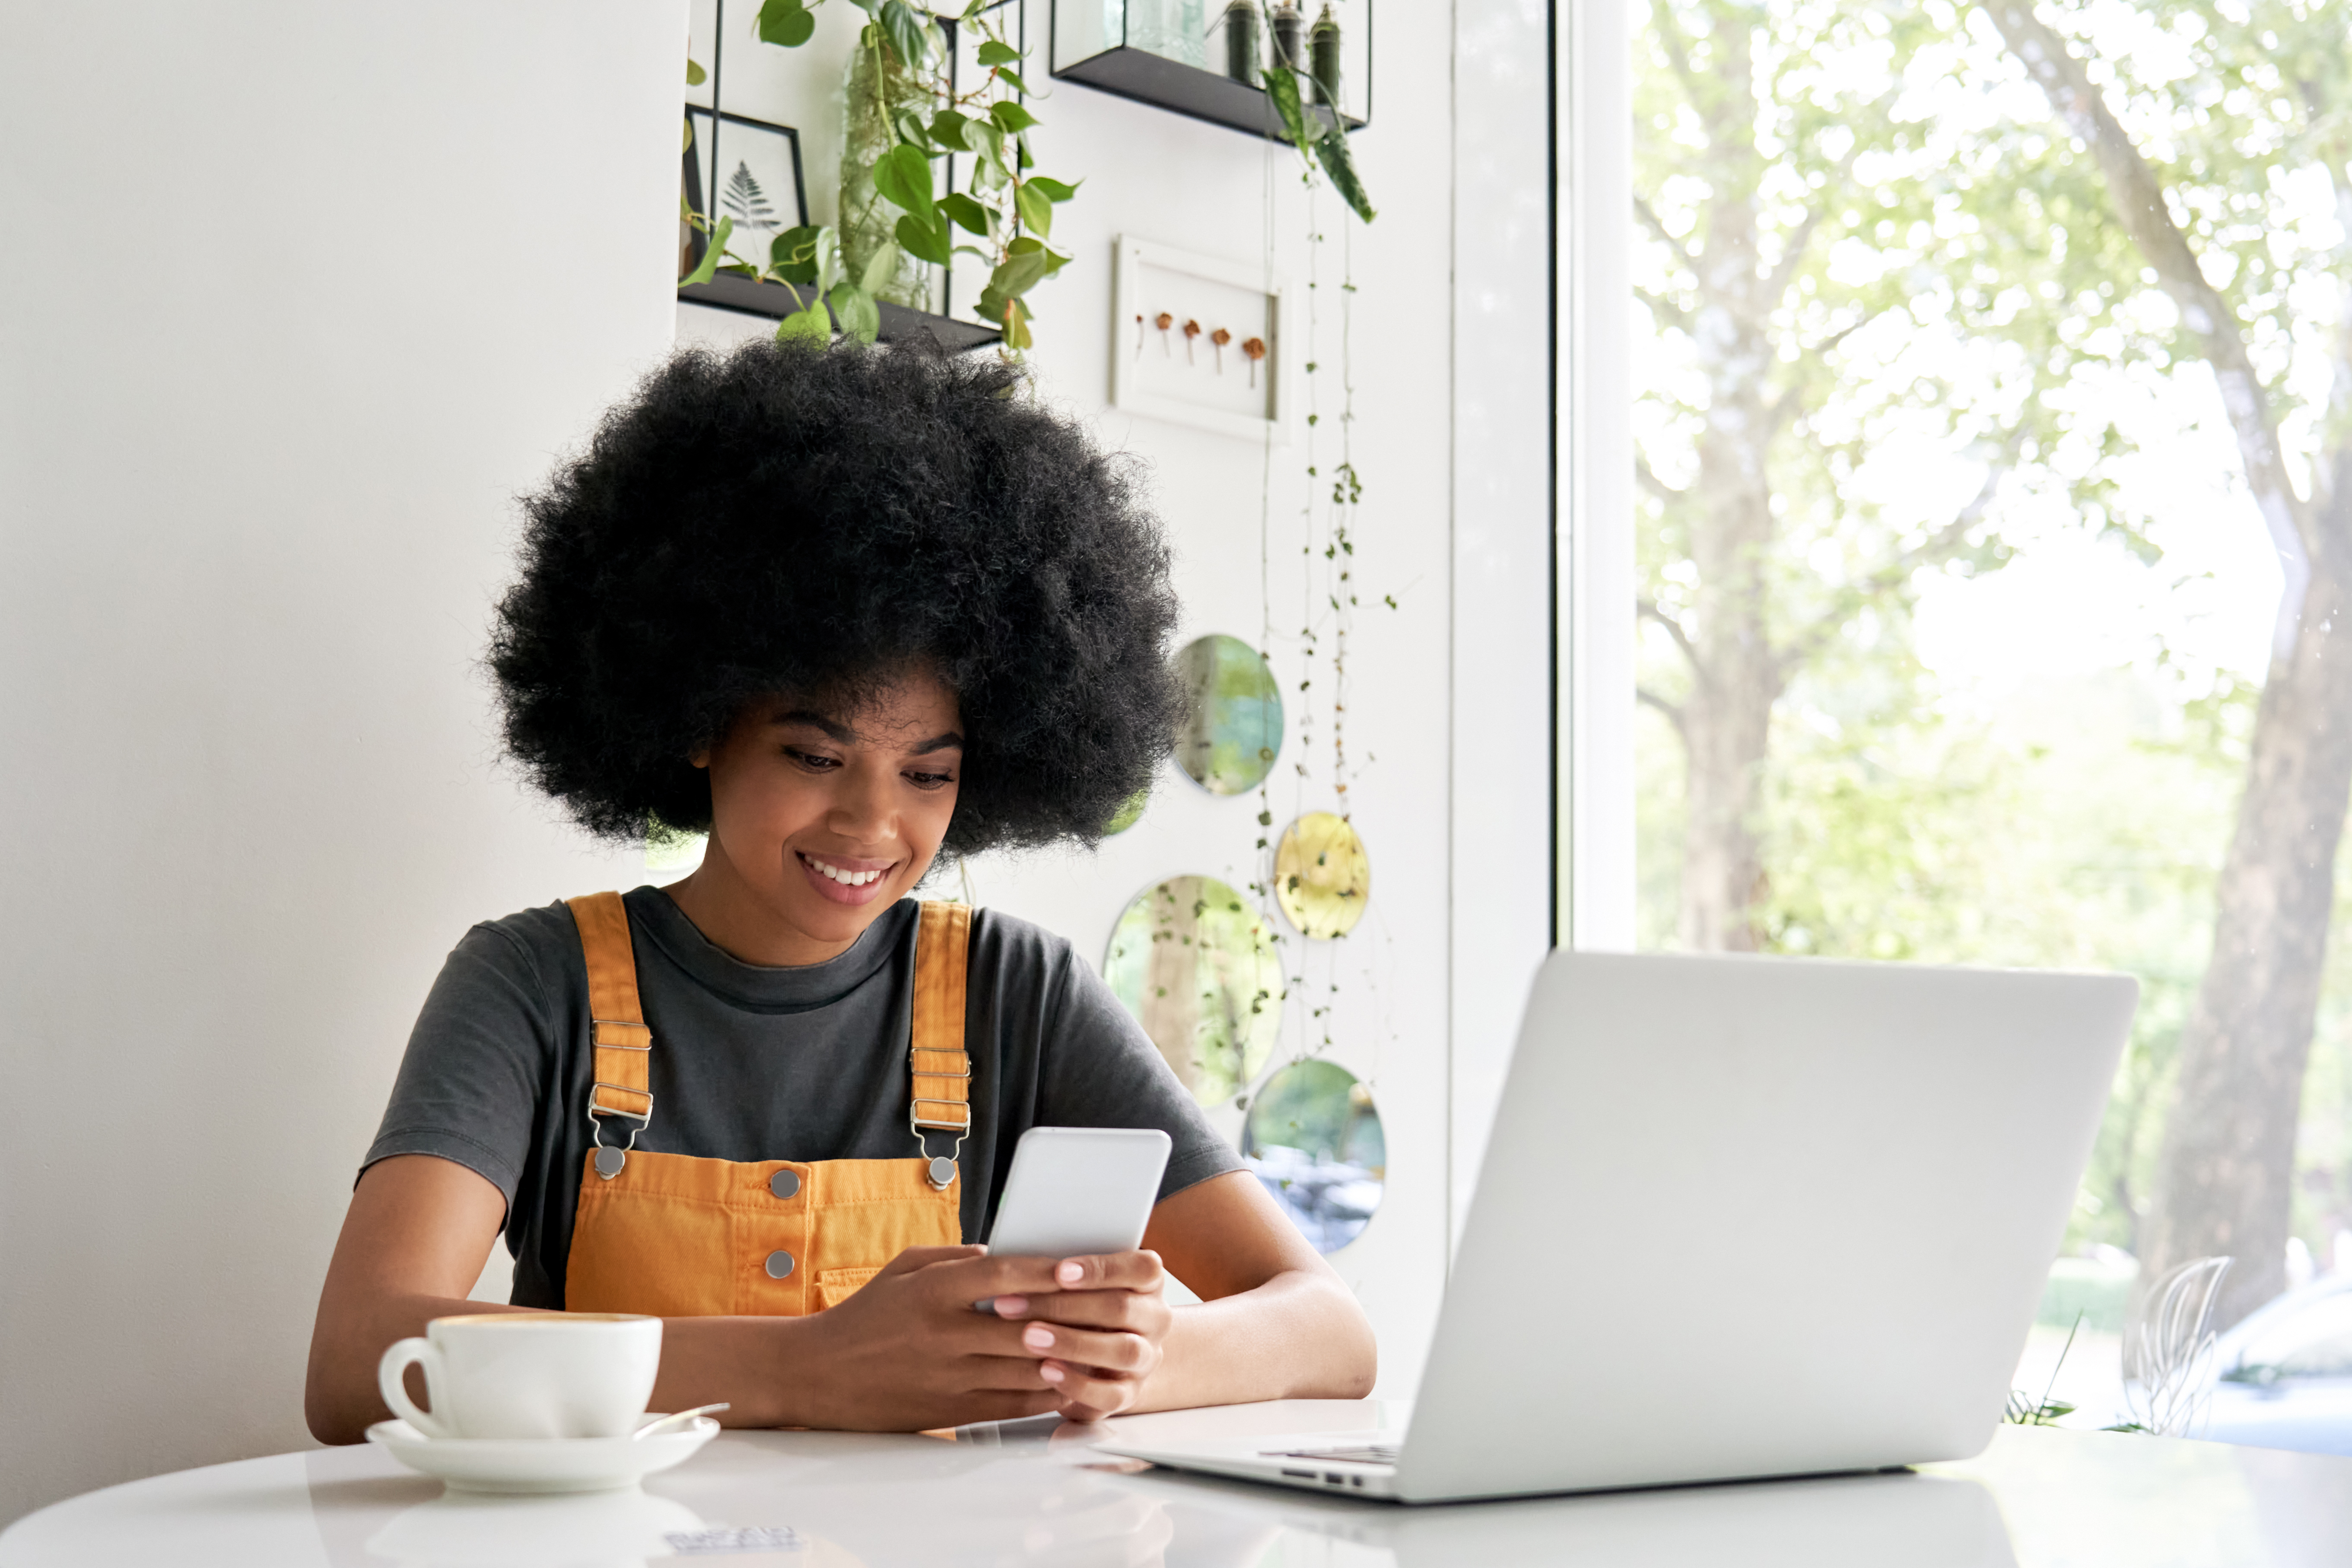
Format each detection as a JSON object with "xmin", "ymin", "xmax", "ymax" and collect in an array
[{"xmin": 377, "ymin": 1312, "xmax": 662, "ymax": 1441}]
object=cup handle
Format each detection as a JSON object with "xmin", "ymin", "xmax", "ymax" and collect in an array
[{"xmin": 377, "ymin": 1337, "xmax": 452, "ymax": 1440}]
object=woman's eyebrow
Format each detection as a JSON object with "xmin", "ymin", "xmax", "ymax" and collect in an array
[
  {"xmin": 909, "ymin": 731, "xmax": 965, "ymax": 755},
  {"xmin": 775, "ymin": 710, "xmax": 855, "ymax": 743}
]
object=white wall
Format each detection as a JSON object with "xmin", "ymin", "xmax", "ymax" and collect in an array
[
  {"xmin": 0, "ymin": 2, "xmax": 680, "ymax": 1525},
  {"xmin": 0, "ymin": 0, "xmax": 1555, "ymax": 1527}
]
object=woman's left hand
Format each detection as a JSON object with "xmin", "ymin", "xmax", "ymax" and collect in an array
[{"xmin": 985, "ymin": 1250, "xmax": 1173, "ymax": 1422}]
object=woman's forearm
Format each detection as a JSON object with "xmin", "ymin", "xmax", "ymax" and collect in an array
[
  {"xmin": 306, "ymin": 1288, "xmax": 811, "ymax": 1445},
  {"xmin": 1137, "ymin": 1268, "xmax": 1377, "ymax": 1413},
  {"xmin": 305, "ymin": 1289, "xmax": 529, "ymax": 1445}
]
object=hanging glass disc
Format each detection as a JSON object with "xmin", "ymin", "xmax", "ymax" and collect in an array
[
  {"xmin": 1242, "ymin": 1059, "xmax": 1384, "ymax": 1253},
  {"xmin": 1174, "ymin": 634, "xmax": 1283, "ymax": 795},
  {"xmin": 1102, "ymin": 874, "xmax": 1281, "ymax": 1105},
  {"xmin": 1274, "ymin": 812, "xmax": 1370, "ymax": 939},
  {"xmin": 1103, "ymin": 787, "xmax": 1149, "ymax": 836}
]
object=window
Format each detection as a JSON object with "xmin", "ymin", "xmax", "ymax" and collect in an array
[{"xmin": 1627, "ymin": 0, "xmax": 2352, "ymax": 1445}]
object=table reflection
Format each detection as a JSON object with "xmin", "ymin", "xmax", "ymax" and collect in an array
[{"xmin": 299, "ymin": 1416, "xmax": 2017, "ymax": 1568}]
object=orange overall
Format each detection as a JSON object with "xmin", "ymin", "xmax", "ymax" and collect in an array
[{"xmin": 559, "ymin": 892, "xmax": 974, "ymax": 1317}]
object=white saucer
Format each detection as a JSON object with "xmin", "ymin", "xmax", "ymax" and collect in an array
[{"xmin": 365, "ymin": 1416, "xmax": 718, "ymax": 1494}]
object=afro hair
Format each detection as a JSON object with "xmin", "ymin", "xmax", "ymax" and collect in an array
[{"xmin": 489, "ymin": 338, "xmax": 1185, "ymax": 856}]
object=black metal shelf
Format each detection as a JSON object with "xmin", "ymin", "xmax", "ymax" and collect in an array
[
  {"xmin": 1053, "ymin": 46, "xmax": 1364, "ymax": 140},
  {"xmin": 678, "ymin": 274, "xmax": 1004, "ymax": 354}
]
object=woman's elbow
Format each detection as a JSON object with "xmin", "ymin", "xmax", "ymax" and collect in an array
[{"xmin": 1299, "ymin": 1274, "xmax": 1378, "ymax": 1398}]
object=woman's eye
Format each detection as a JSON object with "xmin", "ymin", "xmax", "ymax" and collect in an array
[
  {"xmin": 784, "ymin": 748, "xmax": 841, "ymax": 771},
  {"xmin": 906, "ymin": 770, "xmax": 956, "ymax": 790}
]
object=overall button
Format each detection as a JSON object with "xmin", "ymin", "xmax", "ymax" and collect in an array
[
  {"xmin": 768, "ymin": 1168, "xmax": 801, "ymax": 1201},
  {"xmin": 765, "ymin": 1250, "xmax": 796, "ymax": 1280}
]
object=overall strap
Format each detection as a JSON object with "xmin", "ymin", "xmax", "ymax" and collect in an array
[
  {"xmin": 567, "ymin": 892, "xmax": 654, "ymax": 1178},
  {"xmin": 910, "ymin": 901, "xmax": 972, "ymax": 1187}
]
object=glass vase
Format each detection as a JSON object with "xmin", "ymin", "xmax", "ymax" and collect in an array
[{"xmin": 839, "ymin": 32, "xmax": 936, "ymax": 311}]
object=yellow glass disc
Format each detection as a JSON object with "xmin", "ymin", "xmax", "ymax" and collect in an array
[{"xmin": 1274, "ymin": 812, "xmax": 1370, "ymax": 939}]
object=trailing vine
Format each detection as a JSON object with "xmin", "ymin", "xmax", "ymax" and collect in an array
[{"xmin": 1247, "ymin": 47, "xmax": 1379, "ymax": 1073}]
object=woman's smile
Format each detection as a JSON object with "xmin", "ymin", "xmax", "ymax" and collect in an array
[{"xmin": 797, "ymin": 850, "xmax": 899, "ymax": 905}]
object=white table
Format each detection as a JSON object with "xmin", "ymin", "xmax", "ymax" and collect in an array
[{"xmin": 4, "ymin": 1400, "xmax": 2349, "ymax": 1566}]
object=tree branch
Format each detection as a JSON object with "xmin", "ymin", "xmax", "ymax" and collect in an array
[
  {"xmin": 1650, "ymin": 0, "xmax": 1703, "ymax": 107},
  {"xmin": 1982, "ymin": 0, "xmax": 2313, "ymax": 572},
  {"xmin": 1635, "ymin": 454, "xmax": 1682, "ymax": 508},
  {"xmin": 1759, "ymin": 207, "xmax": 1826, "ymax": 307},
  {"xmin": 1636, "ymin": 685, "xmax": 1688, "ymax": 737},
  {"xmin": 1634, "ymin": 282, "xmax": 1694, "ymax": 335},
  {"xmin": 1637, "ymin": 596, "xmax": 1698, "ymax": 664},
  {"xmin": 1634, "ymin": 195, "xmax": 1694, "ymax": 265},
  {"xmin": 1775, "ymin": 444, "xmax": 2012, "ymax": 677}
]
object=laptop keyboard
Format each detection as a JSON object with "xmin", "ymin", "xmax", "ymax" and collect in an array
[{"xmin": 1264, "ymin": 1444, "xmax": 1399, "ymax": 1467}]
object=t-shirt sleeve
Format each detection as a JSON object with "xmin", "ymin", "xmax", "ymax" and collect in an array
[
  {"xmin": 1036, "ymin": 944, "xmax": 1248, "ymax": 1202},
  {"xmin": 361, "ymin": 921, "xmax": 556, "ymax": 1211}
]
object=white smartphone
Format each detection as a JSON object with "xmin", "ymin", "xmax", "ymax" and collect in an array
[{"xmin": 983, "ymin": 1125, "xmax": 1172, "ymax": 1261}]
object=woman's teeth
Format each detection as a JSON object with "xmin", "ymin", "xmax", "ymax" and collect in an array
[{"xmin": 806, "ymin": 855, "xmax": 885, "ymax": 887}]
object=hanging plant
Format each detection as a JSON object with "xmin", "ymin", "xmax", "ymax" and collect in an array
[{"xmin": 680, "ymin": 0, "xmax": 1079, "ymax": 354}]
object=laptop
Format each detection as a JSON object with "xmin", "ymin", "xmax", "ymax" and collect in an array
[{"xmin": 1096, "ymin": 950, "xmax": 2135, "ymax": 1504}]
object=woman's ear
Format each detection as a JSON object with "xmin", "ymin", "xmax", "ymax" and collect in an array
[{"xmin": 689, "ymin": 749, "xmax": 711, "ymax": 770}]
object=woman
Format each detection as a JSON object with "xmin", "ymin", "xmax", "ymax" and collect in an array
[{"xmin": 303, "ymin": 341, "xmax": 1375, "ymax": 1443}]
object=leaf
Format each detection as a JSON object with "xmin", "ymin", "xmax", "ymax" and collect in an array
[
  {"xmin": 1262, "ymin": 62, "xmax": 1314, "ymax": 153},
  {"xmin": 770, "ymin": 224, "xmax": 822, "ymax": 283},
  {"xmin": 860, "ymin": 237, "xmax": 903, "ymax": 294},
  {"xmin": 775, "ymin": 291, "xmax": 833, "ymax": 345},
  {"xmin": 1026, "ymin": 175, "xmax": 1080, "ymax": 202},
  {"xmin": 989, "ymin": 99, "xmax": 1041, "ymax": 135},
  {"xmin": 1315, "ymin": 122, "xmax": 1377, "ymax": 222},
  {"xmin": 1039, "ymin": 245, "xmax": 1072, "ymax": 276},
  {"xmin": 895, "ymin": 212, "xmax": 954, "ymax": 266},
  {"xmin": 993, "ymin": 66, "xmax": 1032, "ymax": 95},
  {"xmin": 1002, "ymin": 295, "xmax": 1033, "ymax": 351},
  {"xmin": 964, "ymin": 118, "xmax": 1004, "ymax": 171},
  {"xmin": 829, "ymin": 281, "xmax": 881, "ymax": 344},
  {"xmin": 871, "ymin": 144, "xmax": 936, "ymax": 218},
  {"xmin": 939, "ymin": 192, "xmax": 992, "ymax": 236},
  {"xmin": 1014, "ymin": 181, "xmax": 1053, "ymax": 240},
  {"xmin": 975, "ymin": 39, "xmax": 1021, "ymax": 66},
  {"xmin": 877, "ymin": 0, "xmax": 931, "ymax": 66},
  {"xmin": 686, "ymin": 58, "xmax": 708, "ymax": 86},
  {"xmin": 895, "ymin": 109, "xmax": 933, "ymax": 149},
  {"xmin": 928, "ymin": 110, "xmax": 972, "ymax": 149},
  {"xmin": 813, "ymin": 225, "xmax": 843, "ymax": 296},
  {"xmin": 756, "ymin": 0, "xmax": 816, "ymax": 47},
  {"xmin": 989, "ymin": 247, "xmax": 1051, "ymax": 300},
  {"xmin": 679, "ymin": 215, "xmax": 734, "ymax": 285}
]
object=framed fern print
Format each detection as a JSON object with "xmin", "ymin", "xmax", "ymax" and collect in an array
[{"xmin": 682, "ymin": 109, "xmax": 808, "ymax": 279}]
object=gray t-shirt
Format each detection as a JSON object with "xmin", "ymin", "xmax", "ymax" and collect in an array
[{"xmin": 364, "ymin": 888, "xmax": 1242, "ymax": 1308}]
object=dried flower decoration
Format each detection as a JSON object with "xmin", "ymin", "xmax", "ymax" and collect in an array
[
  {"xmin": 1211, "ymin": 326, "xmax": 1233, "ymax": 372},
  {"xmin": 1155, "ymin": 311, "xmax": 1173, "ymax": 354},
  {"xmin": 1182, "ymin": 318, "xmax": 1201, "ymax": 364},
  {"xmin": 1134, "ymin": 313, "xmax": 1145, "ymax": 355},
  {"xmin": 1242, "ymin": 335, "xmax": 1267, "ymax": 387}
]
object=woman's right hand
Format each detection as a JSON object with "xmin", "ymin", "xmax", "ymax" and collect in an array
[{"xmin": 781, "ymin": 1245, "xmax": 1077, "ymax": 1431}]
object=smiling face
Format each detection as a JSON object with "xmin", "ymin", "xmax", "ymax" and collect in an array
[{"xmin": 667, "ymin": 668, "xmax": 964, "ymax": 967}]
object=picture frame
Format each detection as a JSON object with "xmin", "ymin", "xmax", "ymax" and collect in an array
[
  {"xmin": 1110, "ymin": 235, "xmax": 1290, "ymax": 444},
  {"xmin": 683, "ymin": 108, "xmax": 809, "ymax": 281}
]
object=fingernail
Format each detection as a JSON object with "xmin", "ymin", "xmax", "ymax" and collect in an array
[
  {"xmin": 993, "ymin": 1295, "xmax": 1028, "ymax": 1317},
  {"xmin": 1057, "ymin": 1261, "xmax": 1084, "ymax": 1284},
  {"xmin": 1039, "ymin": 1362, "xmax": 1065, "ymax": 1384},
  {"xmin": 1023, "ymin": 1324, "xmax": 1055, "ymax": 1350}
]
